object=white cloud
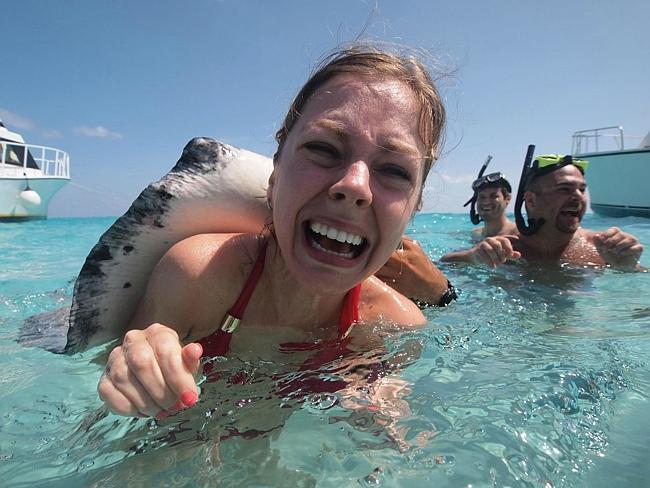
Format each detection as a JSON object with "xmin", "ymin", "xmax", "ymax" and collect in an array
[
  {"xmin": 438, "ymin": 173, "xmax": 475, "ymax": 185},
  {"xmin": 0, "ymin": 108, "xmax": 35, "ymax": 130},
  {"xmin": 42, "ymin": 129, "xmax": 62, "ymax": 139},
  {"xmin": 73, "ymin": 125, "xmax": 123, "ymax": 140}
]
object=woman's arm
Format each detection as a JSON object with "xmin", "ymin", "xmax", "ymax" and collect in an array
[
  {"xmin": 375, "ymin": 237, "xmax": 452, "ymax": 307},
  {"xmin": 97, "ymin": 233, "xmax": 247, "ymax": 418},
  {"xmin": 360, "ymin": 276, "xmax": 426, "ymax": 331}
]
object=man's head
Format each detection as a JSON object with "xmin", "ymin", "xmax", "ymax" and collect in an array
[
  {"xmin": 476, "ymin": 183, "xmax": 511, "ymax": 221},
  {"xmin": 514, "ymin": 152, "xmax": 589, "ymax": 236},
  {"xmin": 466, "ymin": 172, "xmax": 511, "ymax": 224},
  {"xmin": 524, "ymin": 164, "xmax": 588, "ymax": 235}
]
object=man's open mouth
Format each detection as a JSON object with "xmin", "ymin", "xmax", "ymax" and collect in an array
[
  {"xmin": 305, "ymin": 221, "xmax": 367, "ymax": 259},
  {"xmin": 560, "ymin": 209, "xmax": 581, "ymax": 218}
]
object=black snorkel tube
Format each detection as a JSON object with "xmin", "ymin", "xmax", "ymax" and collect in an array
[
  {"xmin": 463, "ymin": 155, "xmax": 492, "ymax": 225},
  {"xmin": 514, "ymin": 144, "xmax": 545, "ymax": 236}
]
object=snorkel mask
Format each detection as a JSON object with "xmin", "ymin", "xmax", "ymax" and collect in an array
[
  {"xmin": 514, "ymin": 146, "xmax": 589, "ymax": 235},
  {"xmin": 463, "ymin": 156, "xmax": 512, "ymax": 225}
]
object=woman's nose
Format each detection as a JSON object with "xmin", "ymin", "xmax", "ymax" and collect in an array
[{"xmin": 328, "ymin": 160, "xmax": 373, "ymax": 208}]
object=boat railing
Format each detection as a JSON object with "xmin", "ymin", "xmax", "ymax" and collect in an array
[
  {"xmin": 571, "ymin": 126, "xmax": 626, "ymax": 155},
  {"xmin": 0, "ymin": 141, "xmax": 70, "ymax": 178},
  {"xmin": 572, "ymin": 126, "xmax": 646, "ymax": 155}
]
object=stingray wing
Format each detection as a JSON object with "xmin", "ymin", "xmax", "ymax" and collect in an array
[{"xmin": 65, "ymin": 138, "xmax": 273, "ymax": 353}]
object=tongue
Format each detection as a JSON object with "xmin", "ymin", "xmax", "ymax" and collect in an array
[{"xmin": 314, "ymin": 234, "xmax": 353, "ymax": 254}]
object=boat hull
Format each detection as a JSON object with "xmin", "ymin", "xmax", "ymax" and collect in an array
[
  {"xmin": 0, "ymin": 177, "xmax": 70, "ymax": 220},
  {"xmin": 580, "ymin": 149, "xmax": 650, "ymax": 218}
]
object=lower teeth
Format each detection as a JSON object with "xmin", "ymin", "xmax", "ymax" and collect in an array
[{"xmin": 311, "ymin": 239, "xmax": 355, "ymax": 259}]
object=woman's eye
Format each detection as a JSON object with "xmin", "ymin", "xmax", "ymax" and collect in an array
[
  {"xmin": 379, "ymin": 164, "xmax": 412, "ymax": 181},
  {"xmin": 304, "ymin": 142, "xmax": 339, "ymax": 159}
]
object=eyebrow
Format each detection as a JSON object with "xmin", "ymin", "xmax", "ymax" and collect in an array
[
  {"xmin": 311, "ymin": 119, "xmax": 422, "ymax": 158},
  {"xmin": 554, "ymin": 180, "xmax": 587, "ymax": 189}
]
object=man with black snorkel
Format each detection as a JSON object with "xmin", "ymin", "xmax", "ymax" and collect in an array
[
  {"xmin": 442, "ymin": 145, "xmax": 644, "ymax": 270},
  {"xmin": 463, "ymin": 155, "xmax": 517, "ymax": 239}
]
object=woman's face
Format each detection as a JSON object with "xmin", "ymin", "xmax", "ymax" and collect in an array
[{"xmin": 268, "ymin": 74, "xmax": 425, "ymax": 294}]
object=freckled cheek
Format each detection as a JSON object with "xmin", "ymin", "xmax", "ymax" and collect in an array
[
  {"xmin": 376, "ymin": 194, "xmax": 417, "ymax": 231},
  {"xmin": 272, "ymin": 169, "xmax": 329, "ymax": 223}
]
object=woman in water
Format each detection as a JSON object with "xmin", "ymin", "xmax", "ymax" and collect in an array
[{"xmin": 99, "ymin": 44, "xmax": 446, "ymax": 419}]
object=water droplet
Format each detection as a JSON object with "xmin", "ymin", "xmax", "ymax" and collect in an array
[
  {"xmin": 361, "ymin": 467, "xmax": 384, "ymax": 486},
  {"xmin": 304, "ymin": 393, "xmax": 337, "ymax": 412}
]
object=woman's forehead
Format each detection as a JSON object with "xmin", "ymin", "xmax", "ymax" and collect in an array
[
  {"xmin": 309, "ymin": 73, "xmax": 417, "ymax": 107},
  {"xmin": 298, "ymin": 74, "xmax": 424, "ymax": 150}
]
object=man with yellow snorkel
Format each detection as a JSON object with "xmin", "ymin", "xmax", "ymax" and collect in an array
[{"xmin": 441, "ymin": 145, "xmax": 644, "ymax": 270}]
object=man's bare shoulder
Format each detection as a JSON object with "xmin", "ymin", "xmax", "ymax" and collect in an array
[
  {"xmin": 360, "ymin": 276, "xmax": 425, "ymax": 329},
  {"xmin": 501, "ymin": 221, "xmax": 519, "ymax": 236},
  {"xmin": 471, "ymin": 227, "xmax": 484, "ymax": 238},
  {"xmin": 575, "ymin": 227, "xmax": 597, "ymax": 241}
]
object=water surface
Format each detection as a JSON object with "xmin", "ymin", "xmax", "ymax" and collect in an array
[{"xmin": 0, "ymin": 214, "xmax": 648, "ymax": 487}]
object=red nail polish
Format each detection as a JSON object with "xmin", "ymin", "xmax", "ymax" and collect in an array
[
  {"xmin": 181, "ymin": 390, "xmax": 198, "ymax": 407},
  {"xmin": 156, "ymin": 410, "xmax": 170, "ymax": 420},
  {"xmin": 171, "ymin": 399, "xmax": 185, "ymax": 412}
]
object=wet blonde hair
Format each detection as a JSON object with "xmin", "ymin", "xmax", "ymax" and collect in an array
[{"xmin": 274, "ymin": 43, "xmax": 446, "ymax": 186}]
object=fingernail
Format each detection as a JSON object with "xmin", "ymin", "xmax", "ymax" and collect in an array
[
  {"xmin": 181, "ymin": 390, "xmax": 198, "ymax": 407},
  {"xmin": 171, "ymin": 399, "xmax": 185, "ymax": 411},
  {"xmin": 156, "ymin": 410, "xmax": 170, "ymax": 420}
]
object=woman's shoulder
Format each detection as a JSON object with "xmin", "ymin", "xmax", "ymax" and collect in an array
[
  {"xmin": 139, "ymin": 232, "xmax": 265, "ymax": 339},
  {"xmin": 161, "ymin": 232, "xmax": 260, "ymax": 276},
  {"xmin": 360, "ymin": 276, "xmax": 425, "ymax": 328}
]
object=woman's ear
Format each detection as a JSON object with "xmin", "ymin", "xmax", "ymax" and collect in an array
[{"xmin": 266, "ymin": 169, "xmax": 276, "ymax": 206}]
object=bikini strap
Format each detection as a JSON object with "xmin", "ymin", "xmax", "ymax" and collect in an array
[
  {"xmin": 200, "ymin": 239, "xmax": 268, "ymax": 358},
  {"xmin": 338, "ymin": 283, "xmax": 362, "ymax": 340},
  {"xmin": 220, "ymin": 238, "xmax": 268, "ymax": 333}
]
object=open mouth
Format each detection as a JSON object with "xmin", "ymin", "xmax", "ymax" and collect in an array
[
  {"xmin": 305, "ymin": 221, "xmax": 367, "ymax": 259},
  {"xmin": 560, "ymin": 209, "xmax": 581, "ymax": 218},
  {"xmin": 479, "ymin": 205, "xmax": 495, "ymax": 212}
]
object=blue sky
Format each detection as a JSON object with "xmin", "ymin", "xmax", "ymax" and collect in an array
[{"xmin": 4, "ymin": 0, "xmax": 649, "ymax": 217}]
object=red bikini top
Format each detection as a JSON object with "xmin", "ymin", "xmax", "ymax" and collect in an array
[{"xmin": 198, "ymin": 239, "xmax": 362, "ymax": 358}]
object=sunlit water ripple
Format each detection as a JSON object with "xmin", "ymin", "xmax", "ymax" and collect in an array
[{"xmin": 0, "ymin": 214, "xmax": 648, "ymax": 487}]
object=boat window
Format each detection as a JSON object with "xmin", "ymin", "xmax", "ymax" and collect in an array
[{"xmin": 0, "ymin": 142, "xmax": 40, "ymax": 169}]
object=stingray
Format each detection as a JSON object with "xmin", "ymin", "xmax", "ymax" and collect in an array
[{"xmin": 58, "ymin": 137, "xmax": 273, "ymax": 353}]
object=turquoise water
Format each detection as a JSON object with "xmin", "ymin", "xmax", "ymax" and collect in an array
[{"xmin": 1, "ymin": 214, "xmax": 649, "ymax": 487}]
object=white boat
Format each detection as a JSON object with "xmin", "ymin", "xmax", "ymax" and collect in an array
[
  {"xmin": 572, "ymin": 125, "xmax": 650, "ymax": 218},
  {"xmin": 0, "ymin": 119, "xmax": 70, "ymax": 221}
]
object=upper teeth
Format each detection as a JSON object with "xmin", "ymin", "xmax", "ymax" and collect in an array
[{"xmin": 310, "ymin": 221, "xmax": 363, "ymax": 245}]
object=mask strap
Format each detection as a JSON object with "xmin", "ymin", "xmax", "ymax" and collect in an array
[{"xmin": 466, "ymin": 155, "xmax": 492, "ymax": 225}]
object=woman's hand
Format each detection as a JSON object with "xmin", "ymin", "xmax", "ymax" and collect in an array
[{"xmin": 98, "ymin": 323, "xmax": 203, "ymax": 418}]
